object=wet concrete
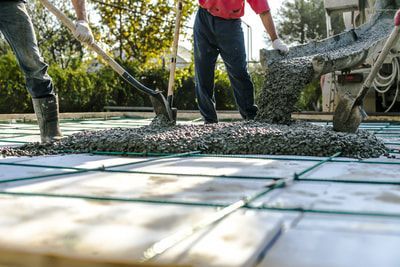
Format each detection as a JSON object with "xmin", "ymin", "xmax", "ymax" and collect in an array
[
  {"xmin": 257, "ymin": 11, "xmax": 394, "ymax": 124},
  {"xmin": 256, "ymin": 58, "xmax": 314, "ymax": 124},
  {"xmin": 1, "ymin": 122, "xmax": 386, "ymax": 158}
]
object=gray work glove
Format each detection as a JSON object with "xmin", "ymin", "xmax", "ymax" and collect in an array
[
  {"xmin": 74, "ymin": 20, "xmax": 94, "ymax": 44},
  {"xmin": 272, "ymin": 38, "xmax": 289, "ymax": 54}
]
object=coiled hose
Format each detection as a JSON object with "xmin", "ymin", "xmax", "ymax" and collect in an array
[{"xmin": 372, "ymin": 56, "xmax": 400, "ymax": 112}]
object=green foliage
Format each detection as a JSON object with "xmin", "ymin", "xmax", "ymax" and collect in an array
[
  {"xmin": 214, "ymin": 69, "xmax": 236, "ymax": 110},
  {"xmin": 28, "ymin": 1, "xmax": 85, "ymax": 69},
  {"xmin": 151, "ymin": 65, "xmax": 236, "ymax": 111},
  {"xmin": 296, "ymin": 79, "xmax": 322, "ymax": 111},
  {"xmin": 95, "ymin": 0, "xmax": 196, "ymax": 64},
  {"xmin": 249, "ymin": 64, "xmax": 266, "ymax": 99},
  {"xmin": 50, "ymin": 64, "xmax": 114, "ymax": 112},
  {"xmin": 174, "ymin": 65, "xmax": 197, "ymax": 110},
  {"xmin": 0, "ymin": 51, "xmax": 239, "ymax": 113},
  {"xmin": 0, "ymin": 1, "xmax": 243, "ymax": 113},
  {"xmin": 0, "ymin": 52, "xmax": 31, "ymax": 113},
  {"xmin": 277, "ymin": 0, "xmax": 345, "ymax": 44}
]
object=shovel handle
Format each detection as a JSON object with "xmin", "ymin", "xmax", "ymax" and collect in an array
[
  {"xmin": 39, "ymin": 0, "xmax": 159, "ymax": 97},
  {"xmin": 167, "ymin": 0, "xmax": 183, "ymax": 104},
  {"xmin": 357, "ymin": 9, "xmax": 400, "ymax": 101}
]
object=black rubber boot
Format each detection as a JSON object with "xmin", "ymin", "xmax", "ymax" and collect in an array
[{"xmin": 32, "ymin": 95, "xmax": 63, "ymax": 143}]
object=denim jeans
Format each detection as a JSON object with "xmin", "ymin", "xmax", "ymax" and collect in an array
[
  {"xmin": 194, "ymin": 8, "xmax": 258, "ymax": 123},
  {"xmin": 0, "ymin": 1, "xmax": 54, "ymax": 98}
]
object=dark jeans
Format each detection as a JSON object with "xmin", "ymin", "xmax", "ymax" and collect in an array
[
  {"xmin": 194, "ymin": 8, "xmax": 258, "ymax": 123},
  {"xmin": 0, "ymin": 1, "xmax": 54, "ymax": 98}
]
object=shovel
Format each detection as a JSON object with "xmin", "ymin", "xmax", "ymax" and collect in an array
[
  {"xmin": 333, "ymin": 9, "xmax": 400, "ymax": 133},
  {"xmin": 39, "ymin": 0, "xmax": 174, "ymax": 123},
  {"xmin": 166, "ymin": 0, "xmax": 184, "ymax": 120}
]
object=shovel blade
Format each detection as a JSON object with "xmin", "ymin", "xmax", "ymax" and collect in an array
[
  {"xmin": 333, "ymin": 94, "xmax": 367, "ymax": 133},
  {"xmin": 150, "ymin": 92, "xmax": 176, "ymax": 124}
]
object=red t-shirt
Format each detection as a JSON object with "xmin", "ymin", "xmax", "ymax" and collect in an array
[{"xmin": 199, "ymin": 0, "xmax": 270, "ymax": 19}]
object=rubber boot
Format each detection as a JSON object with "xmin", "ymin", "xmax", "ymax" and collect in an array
[{"xmin": 32, "ymin": 95, "xmax": 63, "ymax": 143}]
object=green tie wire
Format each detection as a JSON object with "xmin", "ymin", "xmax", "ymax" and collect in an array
[
  {"xmin": 1, "ymin": 151, "xmax": 400, "ymax": 186},
  {"xmin": 0, "ymin": 183, "xmax": 399, "ymax": 219},
  {"xmin": 44, "ymin": 149, "xmax": 400, "ymax": 166},
  {"xmin": 139, "ymin": 151, "xmax": 344, "ymax": 261},
  {"xmin": 0, "ymin": 151, "xmax": 201, "ymax": 185},
  {"xmin": 141, "ymin": 178, "xmax": 287, "ymax": 262}
]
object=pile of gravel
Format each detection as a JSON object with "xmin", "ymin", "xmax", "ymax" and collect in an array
[{"xmin": 1, "ymin": 122, "xmax": 387, "ymax": 158}]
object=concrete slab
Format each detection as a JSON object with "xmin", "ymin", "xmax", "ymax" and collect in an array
[
  {"xmin": 158, "ymin": 210, "xmax": 283, "ymax": 267},
  {"xmin": 252, "ymin": 182, "xmax": 330, "ymax": 209},
  {"xmin": 297, "ymin": 214, "xmax": 400, "ymax": 235},
  {"xmin": 110, "ymin": 157, "xmax": 317, "ymax": 179},
  {"xmin": 9, "ymin": 154, "xmax": 151, "ymax": 169},
  {"xmin": 259, "ymin": 228, "xmax": 400, "ymax": 267},
  {"xmin": 304, "ymin": 161, "xmax": 400, "ymax": 182},
  {"xmin": 312, "ymin": 183, "xmax": 400, "ymax": 214},
  {"xmin": 0, "ymin": 119, "xmax": 400, "ymax": 266},
  {"xmin": 255, "ymin": 182, "xmax": 400, "ymax": 214},
  {"xmin": 0, "ymin": 195, "xmax": 285, "ymax": 266},
  {"xmin": 4, "ymin": 171, "xmax": 270, "ymax": 205},
  {"xmin": 0, "ymin": 135, "xmax": 40, "ymax": 143},
  {"xmin": 0, "ymin": 160, "xmax": 77, "ymax": 178}
]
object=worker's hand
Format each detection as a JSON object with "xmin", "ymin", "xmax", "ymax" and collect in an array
[
  {"xmin": 272, "ymin": 39, "xmax": 289, "ymax": 54},
  {"xmin": 74, "ymin": 20, "xmax": 94, "ymax": 45}
]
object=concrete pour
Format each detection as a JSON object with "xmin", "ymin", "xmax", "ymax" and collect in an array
[
  {"xmin": 256, "ymin": 13, "xmax": 393, "ymax": 124},
  {"xmin": 256, "ymin": 58, "xmax": 314, "ymax": 124},
  {"xmin": 0, "ymin": 11, "xmax": 394, "ymax": 159},
  {"xmin": 1, "ymin": 121, "xmax": 386, "ymax": 158}
]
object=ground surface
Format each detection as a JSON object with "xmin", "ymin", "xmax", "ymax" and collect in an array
[{"xmin": 0, "ymin": 117, "xmax": 400, "ymax": 266}]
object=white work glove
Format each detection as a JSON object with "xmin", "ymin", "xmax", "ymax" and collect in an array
[
  {"xmin": 74, "ymin": 20, "xmax": 94, "ymax": 44},
  {"xmin": 272, "ymin": 38, "xmax": 289, "ymax": 54}
]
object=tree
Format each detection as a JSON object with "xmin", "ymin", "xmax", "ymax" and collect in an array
[
  {"xmin": 277, "ymin": 0, "xmax": 344, "ymax": 45},
  {"xmin": 94, "ymin": 0, "xmax": 196, "ymax": 65},
  {"xmin": 27, "ymin": 1, "xmax": 86, "ymax": 69}
]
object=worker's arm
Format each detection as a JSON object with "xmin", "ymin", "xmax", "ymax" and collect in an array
[
  {"xmin": 260, "ymin": 11, "xmax": 289, "ymax": 54},
  {"xmin": 71, "ymin": 0, "xmax": 94, "ymax": 44}
]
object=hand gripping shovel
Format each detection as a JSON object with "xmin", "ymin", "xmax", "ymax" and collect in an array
[
  {"xmin": 333, "ymin": 9, "xmax": 400, "ymax": 133},
  {"xmin": 39, "ymin": 0, "xmax": 174, "ymax": 123}
]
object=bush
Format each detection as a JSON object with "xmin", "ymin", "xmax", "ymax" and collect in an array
[
  {"xmin": 296, "ymin": 79, "xmax": 322, "ymax": 111},
  {"xmin": 0, "ymin": 50, "xmax": 322, "ymax": 114},
  {"xmin": 250, "ymin": 63, "xmax": 266, "ymax": 103},
  {"xmin": 0, "ymin": 52, "xmax": 240, "ymax": 113},
  {"xmin": 0, "ymin": 52, "xmax": 32, "ymax": 113}
]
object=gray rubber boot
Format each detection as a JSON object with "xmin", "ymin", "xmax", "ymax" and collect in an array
[{"xmin": 32, "ymin": 95, "xmax": 63, "ymax": 143}]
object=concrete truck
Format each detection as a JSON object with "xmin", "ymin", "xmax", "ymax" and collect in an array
[
  {"xmin": 322, "ymin": 0, "xmax": 400, "ymax": 114},
  {"xmin": 261, "ymin": 0, "xmax": 400, "ymax": 120}
]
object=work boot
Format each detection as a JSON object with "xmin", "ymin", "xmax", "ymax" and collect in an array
[{"xmin": 32, "ymin": 95, "xmax": 63, "ymax": 143}]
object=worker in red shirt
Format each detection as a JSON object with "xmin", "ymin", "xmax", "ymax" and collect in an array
[{"xmin": 195, "ymin": 0, "xmax": 288, "ymax": 124}]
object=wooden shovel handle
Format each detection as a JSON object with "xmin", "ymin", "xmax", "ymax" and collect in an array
[{"xmin": 167, "ymin": 1, "xmax": 184, "ymax": 101}]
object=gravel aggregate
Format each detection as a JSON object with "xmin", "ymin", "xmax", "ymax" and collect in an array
[
  {"xmin": 1, "ymin": 122, "xmax": 386, "ymax": 158},
  {"xmin": 256, "ymin": 58, "xmax": 314, "ymax": 124}
]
